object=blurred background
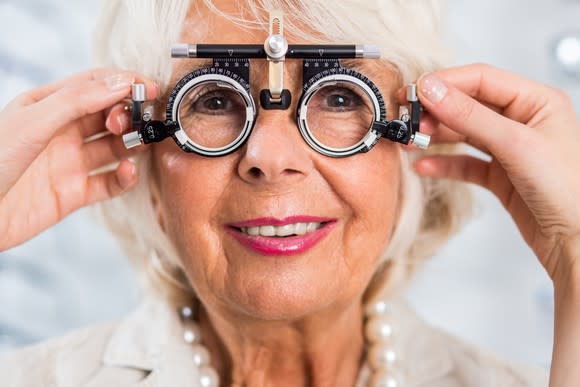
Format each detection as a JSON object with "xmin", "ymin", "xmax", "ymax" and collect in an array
[{"xmin": 1, "ymin": 0, "xmax": 579, "ymax": 371}]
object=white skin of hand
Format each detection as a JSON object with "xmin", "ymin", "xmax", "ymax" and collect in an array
[
  {"xmin": 398, "ymin": 63, "xmax": 580, "ymax": 386},
  {"xmin": 0, "ymin": 68, "xmax": 159, "ymax": 251}
]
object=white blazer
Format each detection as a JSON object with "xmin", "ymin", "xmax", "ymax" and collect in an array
[{"xmin": 0, "ymin": 294, "xmax": 549, "ymax": 386}]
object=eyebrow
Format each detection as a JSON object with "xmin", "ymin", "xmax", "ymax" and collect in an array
[
  {"xmin": 175, "ymin": 59, "xmax": 213, "ymax": 77},
  {"xmin": 339, "ymin": 58, "xmax": 373, "ymax": 74}
]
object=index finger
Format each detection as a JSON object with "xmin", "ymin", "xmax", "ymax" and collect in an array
[
  {"xmin": 7, "ymin": 73, "xmax": 158, "ymax": 181},
  {"xmin": 409, "ymin": 71, "xmax": 528, "ymax": 161},
  {"xmin": 398, "ymin": 64, "xmax": 559, "ymax": 125},
  {"xmin": 13, "ymin": 68, "xmax": 159, "ymax": 107},
  {"xmin": 435, "ymin": 64, "xmax": 557, "ymax": 124}
]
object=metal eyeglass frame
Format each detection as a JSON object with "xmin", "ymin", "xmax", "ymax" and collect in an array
[{"xmin": 122, "ymin": 11, "xmax": 430, "ymax": 157}]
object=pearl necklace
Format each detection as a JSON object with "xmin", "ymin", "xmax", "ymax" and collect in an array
[{"xmin": 178, "ymin": 299, "xmax": 405, "ymax": 387}]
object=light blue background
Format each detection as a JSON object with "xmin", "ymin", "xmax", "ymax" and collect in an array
[{"xmin": 1, "ymin": 0, "xmax": 579, "ymax": 371}]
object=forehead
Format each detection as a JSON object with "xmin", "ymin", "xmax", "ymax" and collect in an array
[{"xmin": 181, "ymin": 1, "xmax": 271, "ymax": 44}]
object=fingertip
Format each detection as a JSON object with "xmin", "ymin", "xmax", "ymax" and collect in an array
[
  {"xmin": 117, "ymin": 159, "xmax": 138, "ymax": 190},
  {"xmin": 105, "ymin": 113, "xmax": 115, "ymax": 134},
  {"xmin": 117, "ymin": 112, "xmax": 130, "ymax": 134},
  {"xmin": 413, "ymin": 158, "xmax": 437, "ymax": 175},
  {"xmin": 105, "ymin": 104, "xmax": 132, "ymax": 134},
  {"xmin": 133, "ymin": 74, "xmax": 160, "ymax": 100},
  {"xmin": 416, "ymin": 72, "xmax": 427, "ymax": 86},
  {"xmin": 417, "ymin": 73, "xmax": 449, "ymax": 105},
  {"xmin": 104, "ymin": 73, "xmax": 134, "ymax": 93}
]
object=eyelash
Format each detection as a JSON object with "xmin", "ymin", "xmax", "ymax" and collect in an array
[{"xmin": 186, "ymin": 87, "xmax": 242, "ymax": 115}]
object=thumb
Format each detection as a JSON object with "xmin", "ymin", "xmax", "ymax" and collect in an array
[{"xmin": 416, "ymin": 73, "xmax": 525, "ymax": 160}]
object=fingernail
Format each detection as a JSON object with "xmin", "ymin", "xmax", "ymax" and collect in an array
[
  {"xmin": 413, "ymin": 159, "xmax": 435, "ymax": 175},
  {"xmin": 117, "ymin": 113, "xmax": 129, "ymax": 133},
  {"xmin": 419, "ymin": 73, "xmax": 448, "ymax": 104},
  {"xmin": 119, "ymin": 162, "xmax": 137, "ymax": 189},
  {"xmin": 104, "ymin": 73, "xmax": 134, "ymax": 91},
  {"xmin": 129, "ymin": 162, "xmax": 137, "ymax": 178},
  {"xmin": 105, "ymin": 113, "xmax": 113, "ymax": 131}
]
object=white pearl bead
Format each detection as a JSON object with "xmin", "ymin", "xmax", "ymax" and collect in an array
[
  {"xmin": 369, "ymin": 369, "xmax": 406, "ymax": 387},
  {"xmin": 183, "ymin": 323, "xmax": 202, "ymax": 344},
  {"xmin": 364, "ymin": 300, "xmax": 393, "ymax": 317},
  {"xmin": 365, "ymin": 315, "xmax": 396, "ymax": 343},
  {"xmin": 180, "ymin": 306, "xmax": 194, "ymax": 319},
  {"xmin": 191, "ymin": 344, "xmax": 211, "ymax": 366},
  {"xmin": 199, "ymin": 365, "xmax": 220, "ymax": 387},
  {"xmin": 368, "ymin": 343, "xmax": 399, "ymax": 370}
]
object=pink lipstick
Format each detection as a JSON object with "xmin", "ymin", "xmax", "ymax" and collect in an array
[{"xmin": 226, "ymin": 216, "xmax": 337, "ymax": 256}]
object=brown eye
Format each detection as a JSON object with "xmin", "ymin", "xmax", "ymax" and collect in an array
[
  {"xmin": 203, "ymin": 97, "xmax": 227, "ymax": 111},
  {"xmin": 327, "ymin": 94, "xmax": 350, "ymax": 108},
  {"xmin": 317, "ymin": 87, "xmax": 364, "ymax": 112},
  {"xmin": 189, "ymin": 90, "xmax": 244, "ymax": 115}
]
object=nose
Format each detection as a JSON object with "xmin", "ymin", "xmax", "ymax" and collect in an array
[{"xmin": 237, "ymin": 112, "xmax": 313, "ymax": 186}]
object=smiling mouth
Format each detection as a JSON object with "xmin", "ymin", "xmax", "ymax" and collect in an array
[
  {"xmin": 226, "ymin": 218, "xmax": 337, "ymax": 256},
  {"xmin": 233, "ymin": 221, "xmax": 331, "ymax": 238}
]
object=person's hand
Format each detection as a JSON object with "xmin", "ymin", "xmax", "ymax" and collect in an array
[
  {"xmin": 0, "ymin": 69, "xmax": 159, "ymax": 251},
  {"xmin": 397, "ymin": 63, "xmax": 580, "ymax": 386},
  {"xmin": 398, "ymin": 63, "xmax": 580, "ymax": 286}
]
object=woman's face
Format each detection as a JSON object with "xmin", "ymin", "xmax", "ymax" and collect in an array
[{"xmin": 152, "ymin": 2, "xmax": 403, "ymax": 320}]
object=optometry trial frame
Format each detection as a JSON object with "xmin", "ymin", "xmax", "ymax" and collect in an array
[{"xmin": 122, "ymin": 11, "xmax": 431, "ymax": 158}]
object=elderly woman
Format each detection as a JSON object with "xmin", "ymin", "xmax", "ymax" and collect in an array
[{"xmin": 1, "ymin": 0, "xmax": 579, "ymax": 386}]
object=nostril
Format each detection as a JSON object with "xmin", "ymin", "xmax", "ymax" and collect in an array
[{"xmin": 249, "ymin": 167, "xmax": 262, "ymax": 179}]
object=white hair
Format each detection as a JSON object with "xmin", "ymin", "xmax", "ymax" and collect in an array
[{"xmin": 93, "ymin": 0, "xmax": 476, "ymax": 304}]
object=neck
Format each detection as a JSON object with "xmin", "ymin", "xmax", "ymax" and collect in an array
[{"xmin": 198, "ymin": 299, "xmax": 366, "ymax": 387}]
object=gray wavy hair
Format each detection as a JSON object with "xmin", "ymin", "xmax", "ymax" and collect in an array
[{"xmin": 92, "ymin": 0, "xmax": 476, "ymax": 305}]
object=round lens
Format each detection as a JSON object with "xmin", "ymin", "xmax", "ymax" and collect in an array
[
  {"xmin": 177, "ymin": 81, "xmax": 248, "ymax": 149},
  {"xmin": 305, "ymin": 81, "xmax": 375, "ymax": 149}
]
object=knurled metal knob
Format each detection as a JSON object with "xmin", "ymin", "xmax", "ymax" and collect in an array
[
  {"xmin": 123, "ymin": 131, "xmax": 142, "ymax": 149},
  {"xmin": 132, "ymin": 84, "xmax": 146, "ymax": 102},
  {"xmin": 264, "ymin": 34, "xmax": 288, "ymax": 60},
  {"xmin": 412, "ymin": 132, "xmax": 430, "ymax": 149},
  {"xmin": 407, "ymin": 84, "xmax": 418, "ymax": 102}
]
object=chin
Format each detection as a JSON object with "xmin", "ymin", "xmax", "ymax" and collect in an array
[{"xmin": 223, "ymin": 268, "xmax": 338, "ymax": 321}]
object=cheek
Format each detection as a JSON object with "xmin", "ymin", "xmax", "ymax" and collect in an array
[
  {"xmin": 323, "ymin": 142, "xmax": 401, "ymax": 263},
  {"xmin": 153, "ymin": 146, "xmax": 235, "ymax": 279},
  {"xmin": 157, "ymin": 150, "xmax": 224, "ymax": 216}
]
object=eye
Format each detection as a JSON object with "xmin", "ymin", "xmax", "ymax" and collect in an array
[
  {"xmin": 327, "ymin": 94, "xmax": 350, "ymax": 108},
  {"xmin": 188, "ymin": 89, "xmax": 244, "ymax": 115},
  {"xmin": 203, "ymin": 96, "xmax": 227, "ymax": 111},
  {"xmin": 317, "ymin": 86, "xmax": 364, "ymax": 112}
]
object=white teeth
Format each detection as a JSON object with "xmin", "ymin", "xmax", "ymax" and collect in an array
[
  {"xmin": 276, "ymin": 224, "xmax": 295, "ymax": 237},
  {"xmin": 260, "ymin": 225, "xmax": 276, "ymax": 237},
  {"xmin": 295, "ymin": 222, "xmax": 308, "ymax": 235},
  {"xmin": 247, "ymin": 226, "xmax": 260, "ymax": 236},
  {"xmin": 240, "ymin": 222, "xmax": 323, "ymax": 237}
]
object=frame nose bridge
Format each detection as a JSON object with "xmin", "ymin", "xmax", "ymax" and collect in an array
[{"xmin": 250, "ymin": 59, "xmax": 304, "ymax": 112}]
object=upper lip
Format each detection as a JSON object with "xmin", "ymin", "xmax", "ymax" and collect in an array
[{"xmin": 228, "ymin": 216, "xmax": 336, "ymax": 228}]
